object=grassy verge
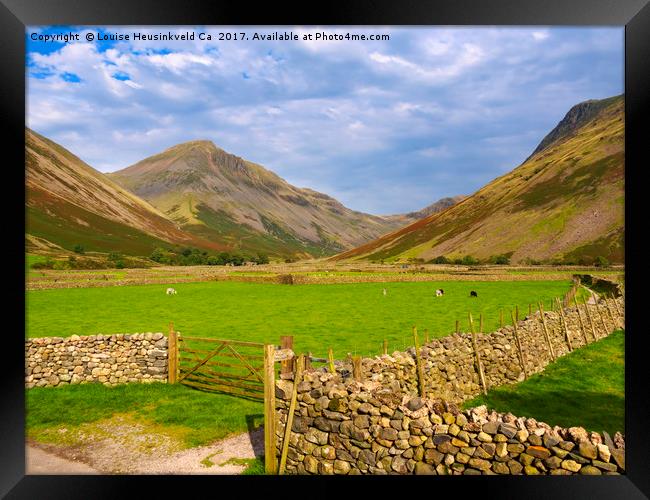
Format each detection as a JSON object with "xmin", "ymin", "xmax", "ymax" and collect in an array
[
  {"xmin": 27, "ymin": 383, "xmax": 263, "ymax": 448},
  {"xmin": 463, "ymin": 330, "xmax": 624, "ymax": 435}
]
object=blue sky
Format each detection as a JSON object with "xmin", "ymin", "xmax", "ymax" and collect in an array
[{"xmin": 26, "ymin": 26, "xmax": 623, "ymax": 215}]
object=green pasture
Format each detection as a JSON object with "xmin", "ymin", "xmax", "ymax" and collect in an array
[
  {"xmin": 464, "ymin": 330, "xmax": 625, "ymax": 435},
  {"xmin": 27, "ymin": 280, "xmax": 572, "ymax": 358},
  {"xmin": 27, "ymin": 383, "xmax": 263, "ymax": 449}
]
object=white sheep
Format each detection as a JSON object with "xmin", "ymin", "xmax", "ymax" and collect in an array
[
  {"xmin": 166, "ymin": 287, "xmax": 177, "ymax": 295},
  {"xmin": 382, "ymin": 288, "xmax": 387, "ymax": 296}
]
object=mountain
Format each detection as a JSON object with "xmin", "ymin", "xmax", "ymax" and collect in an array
[
  {"xmin": 26, "ymin": 129, "xmax": 226, "ymax": 256},
  {"xmin": 332, "ymin": 95, "xmax": 624, "ymax": 264},
  {"xmin": 109, "ymin": 141, "xmax": 419, "ymax": 258},
  {"xmin": 388, "ymin": 196, "xmax": 467, "ymax": 223},
  {"xmin": 527, "ymin": 95, "xmax": 622, "ymax": 160}
]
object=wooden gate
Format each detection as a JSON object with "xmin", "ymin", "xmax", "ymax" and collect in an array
[
  {"xmin": 167, "ymin": 326, "xmax": 295, "ymax": 473},
  {"xmin": 176, "ymin": 335, "xmax": 267, "ymax": 400}
]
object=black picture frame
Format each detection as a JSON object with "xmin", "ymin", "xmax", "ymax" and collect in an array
[{"xmin": 3, "ymin": 0, "xmax": 648, "ymax": 497}]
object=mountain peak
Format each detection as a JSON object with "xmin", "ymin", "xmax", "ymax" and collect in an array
[{"xmin": 528, "ymin": 94, "xmax": 623, "ymax": 160}]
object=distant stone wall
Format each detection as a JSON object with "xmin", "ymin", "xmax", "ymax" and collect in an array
[
  {"xmin": 274, "ymin": 384, "xmax": 626, "ymax": 475},
  {"xmin": 25, "ymin": 333, "xmax": 168, "ymax": 388},
  {"xmin": 329, "ymin": 297, "xmax": 624, "ymax": 405},
  {"xmin": 274, "ymin": 296, "xmax": 625, "ymax": 475}
]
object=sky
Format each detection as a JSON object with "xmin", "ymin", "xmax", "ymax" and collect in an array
[{"xmin": 26, "ymin": 26, "xmax": 623, "ymax": 215}]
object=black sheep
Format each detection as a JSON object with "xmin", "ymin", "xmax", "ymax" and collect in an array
[{"xmin": 470, "ymin": 291, "xmax": 478, "ymax": 297}]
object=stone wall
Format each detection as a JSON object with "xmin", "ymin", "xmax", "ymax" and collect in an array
[
  {"xmin": 330, "ymin": 297, "xmax": 624, "ymax": 405},
  {"xmin": 25, "ymin": 333, "xmax": 168, "ymax": 388},
  {"xmin": 274, "ymin": 296, "xmax": 625, "ymax": 475},
  {"xmin": 274, "ymin": 384, "xmax": 626, "ymax": 475}
]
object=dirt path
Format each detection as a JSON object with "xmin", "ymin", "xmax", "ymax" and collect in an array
[
  {"xmin": 26, "ymin": 425, "xmax": 264, "ymax": 475},
  {"xmin": 27, "ymin": 446, "xmax": 99, "ymax": 474}
]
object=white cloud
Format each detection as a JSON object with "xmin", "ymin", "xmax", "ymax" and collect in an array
[{"xmin": 26, "ymin": 26, "xmax": 623, "ymax": 213}]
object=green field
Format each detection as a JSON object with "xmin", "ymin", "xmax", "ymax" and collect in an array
[
  {"xmin": 27, "ymin": 383, "xmax": 263, "ymax": 449},
  {"xmin": 464, "ymin": 330, "xmax": 624, "ymax": 435},
  {"xmin": 27, "ymin": 280, "xmax": 572, "ymax": 358}
]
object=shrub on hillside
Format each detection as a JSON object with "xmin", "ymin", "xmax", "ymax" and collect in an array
[
  {"xmin": 31, "ymin": 259, "xmax": 54, "ymax": 270},
  {"xmin": 431, "ymin": 255, "xmax": 450, "ymax": 264},
  {"xmin": 73, "ymin": 244, "xmax": 85, "ymax": 254},
  {"xmin": 108, "ymin": 252, "xmax": 122, "ymax": 262}
]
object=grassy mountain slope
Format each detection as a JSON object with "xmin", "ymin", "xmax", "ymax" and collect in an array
[
  {"xmin": 26, "ymin": 129, "xmax": 227, "ymax": 256},
  {"xmin": 109, "ymin": 141, "xmax": 418, "ymax": 259},
  {"xmin": 333, "ymin": 95, "xmax": 624, "ymax": 264}
]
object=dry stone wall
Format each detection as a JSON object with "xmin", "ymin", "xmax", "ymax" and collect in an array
[
  {"xmin": 334, "ymin": 297, "xmax": 624, "ymax": 405},
  {"xmin": 274, "ymin": 382, "xmax": 626, "ymax": 475},
  {"xmin": 274, "ymin": 296, "xmax": 625, "ymax": 475},
  {"xmin": 25, "ymin": 333, "xmax": 168, "ymax": 388}
]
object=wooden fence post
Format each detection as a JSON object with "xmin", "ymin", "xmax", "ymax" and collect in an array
[
  {"xmin": 279, "ymin": 355, "xmax": 304, "ymax": 475},
  {"xmin": 573, "ymin": 296, "xmax": 589, "ymax": 346},
  {"xmin": 510, "ymin": 311, "xmax": 528, "ymax": 380},
  {"xmin": 280, "ymin": 336, "xmax": 294, "ymax": 379},
  {"xmin": 304, "ymin": 353, "xmax": 312, "ymax": 371},
  {"xmin": 328, "ymin": 348, "xmax": 335, "ymax": 373},
  {"xmin": 468, "ymin": 313, "xmax": 487, "ymax": 395},
  {"xmin": 604, "ymin": 297, "xmax": 617, "ymax": 331},
  {"xmin": 537, "ymin": 302, "xmax": 556, "ymax": 361},
  {"xmin": 168, "ymin": 322, "xmax": 178, "ymax": 384},
  {"xmin": 352, "ymin": 356, "xmax": 362, "ymax": 382},
  {"xmin": 383, "ymin": 339, "xmax": 388, "ymax": 355},
  {"xmin": 263, "ymin": 344, "xmax": 277, "ymax": 475},
  {"xmin": 528, "ymin": 304, "xmax": 532, "ymax": 317},
  {"xmin": 556, "ymin": 298, "xmax": 573, "ymax": 352},
  {"xmin": 499, "ymin": 309, "xmax": 504, "ymax": 328},
  {"xmin": 424, "ymin": 329, "xmax": 430, "ymax": 344},
  {"xmin": 479, "ymin": 314, "xmax": 484, "ymax": 333},
  {"xmin": 581, "ymin": 296, "xmax": 599, "ymax": 341},
  {"xmin": 611, "ymin": 293, "xmax": 623, "ymax": 317},
  {"xmin": 413, "ymin": 326, "xmax": 426, "ymax": 397},
  {"xmin": 455, "ymin": 319, "xmax": 460, "ymax": 334}
]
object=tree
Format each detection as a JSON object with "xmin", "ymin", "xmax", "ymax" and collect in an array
[
  {"xmin": 490, "ymin": 254, "xmax": 510, "ymax": 265},
  {"xmin": 255, "ymin": 253, "xmax": 270, "ymax": 265},
  {"xmin": 595, "ymin": 255, "xmax": 610, "ymax": 267},
  {"xmin": 461, "ymin": 255, "xmax": 479, "ymax": 265},
  {"xmin": 150, "ymin": 248, "xmax": 166, "ymax": 263},
  {"xmin": 73, "ymin": 244, "xmax": 85, "ymax": 254},
  {"xmin": 432, "ymin": 255, "xmax": 449, "ymax": 264}
]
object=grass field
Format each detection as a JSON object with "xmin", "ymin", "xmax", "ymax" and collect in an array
[
  {"xmin": 27, "ymin": 383, "xmax": 263, "ymax": 449},
  {"xmin": 26, "ymin": 280, "xmax": 573, "ymax": 358},
  {"xmin": 464, "ymin": 330, "xmax": 624, "ymax": 435}
]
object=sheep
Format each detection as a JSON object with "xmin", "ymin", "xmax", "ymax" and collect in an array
[
  {"xmin": 166, "ymin": 287, "xmax": 177, "ymax": 295},
  {"xmin": 382, "ymin": 288, "xmax": 387, "ymax": 296},
  {"xmin": 470, "ymin": 290, "xmax": 478, "ymax": 297},
  {"xmin": 435, "ymin": 289, "xmax": 444, "ymax": 297}
]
